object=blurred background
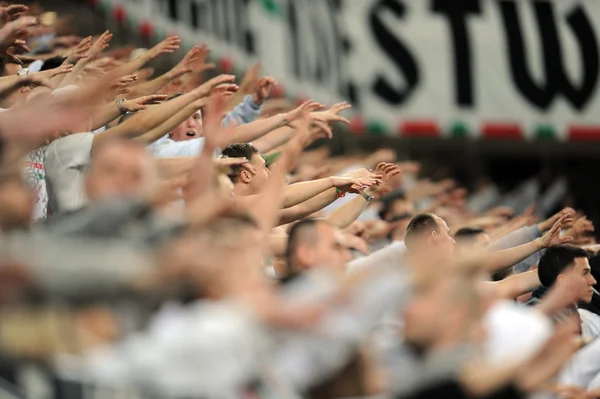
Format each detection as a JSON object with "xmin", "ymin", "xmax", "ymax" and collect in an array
[{"xmin": 29, "ymin": 0, "xmax": 600, "ymax": 235}]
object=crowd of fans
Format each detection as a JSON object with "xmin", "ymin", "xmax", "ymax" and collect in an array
[{"xmin": 2, "ymin": 2, "xmax": 600, "ymax": 398}]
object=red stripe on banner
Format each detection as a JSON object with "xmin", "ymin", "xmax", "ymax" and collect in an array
[
  {"xmin": 482, "ymin": 123, "xmax": 523, "ymax": 140},
  {"xmin": 399, "ymin": 121, "xmax": 440, "ymax": 137},
  {"xmin": 568, "ymin": 126, "xmax": 600, "ymax": 141}
]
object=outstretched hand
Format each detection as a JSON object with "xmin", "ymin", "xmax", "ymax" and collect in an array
[{"xmin": 537, "ymin": 214, "xmax": 575, "ymax": 249}]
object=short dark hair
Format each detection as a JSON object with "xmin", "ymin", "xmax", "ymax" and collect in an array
[
  {"xmin": 221, "ymin": 143, "xmax": 260, "ymax": 183},
  {"xmin": 285, "ymin": 219, "xmax": 321, "ymax": 274},
  {"xmin": 404, "ymin": 213, "xmax": 439, "ymax": 250},
  {"xmin": 538, "ymin": 245, "xmax": 590, "ymax": 287},
  {"xmin": 454, "ymin": 227, "xmax": 485, "ymax": 238},
  {"xmin": 0, "ymin": 56, "xmax": 21, "ymax": 77},
  {"xmin": 40, "ymin": 56, "xmax": 67, "ymax": 71},
  {"xmin": 454, "ymin": 227, "xmax": 485, "ymax": 245}
]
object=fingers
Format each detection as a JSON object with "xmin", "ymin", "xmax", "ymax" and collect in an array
[
  {"xmin": 311, "ymin": 120, "xmax": 333, "ymax": 139},
  {"xmin": 138, "ymin": 94, "xmax": 167, "ymax": 105},
  {"xmin": 156, "ymin": 35, "xmax": 181, "ymax": 54}
]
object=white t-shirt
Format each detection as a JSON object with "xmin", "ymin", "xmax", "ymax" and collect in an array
[
  {"xmin": 44, "ymin": 133, "xmax": 94, "ymax": 214},
  {"xmin": 148, "ymin": 136, "xmax": 206, "ymax": 158},
  {"xmin": 579, "ymin": 309, "xmax": 600, "ymax": 340},
  {"xmin": 558, "ymin": 337, "xmax": 600, "ymax": 388}
]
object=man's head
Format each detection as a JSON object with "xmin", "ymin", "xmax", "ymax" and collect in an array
[
  {"xmin": 454, "ymin": 227, "xmax": 490, "ymax": 253},
  {"xmin": 403, "ymin": 276, "xmax": 482, "ymax": 352},
  {"xmin": 404, "ymin": 213, "xmax": 455, "ymax": 257},
  {"xmin": 538, "ymin": 245, "xmax": 596, "ymax": 303},
  {"xmin": 221, "ymin": 143, "xmax": 271, "ymax": 195},
  {"xmin": 379, "ymin": 191, "xmax": 415, "ymax": 221},
  {"xmin": 84, "ymin": 139, "xmax": 157, "ymax": 202},
  {"xmin": 285, "ymin": 219, "xmax": 351, "ymax": 276},
  {"xmin": 169, "ymin": 109, "xmax": 203, "ymax": 142}
]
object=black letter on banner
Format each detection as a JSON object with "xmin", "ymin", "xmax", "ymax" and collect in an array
[
  {"xmin": 369, "ymin": 0, "xmax": 419, "ymax": 105},
  {"xmin": 432, "ymin": 0, "xmax": 481, "ymax": 107},
  {"xmin": 499, "ymin": 1, "xmax": 599, "ymax": 111}
]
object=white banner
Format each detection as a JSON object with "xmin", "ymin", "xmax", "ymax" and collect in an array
[{"xmin": 107, "ymin": 0, "xmax": 600, "ymax": 139}]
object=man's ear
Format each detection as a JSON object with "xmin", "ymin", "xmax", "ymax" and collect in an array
[
  {"xmin": 429, "ymin": 231, "xmax": 438, "ymax": 245},
  {"xmin": 240, "ymin": 169, "xmax": 252, "ymax": 184}
]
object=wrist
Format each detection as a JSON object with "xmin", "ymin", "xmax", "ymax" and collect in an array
[
  {"xmin": 252, "ymin": 93, "xmax": 263, "ymax": 106},
  {"xmin": 533, "ymin": 238, "xmax": 545, "ymax": 250}
]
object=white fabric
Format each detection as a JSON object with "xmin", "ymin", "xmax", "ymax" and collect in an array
[
  {"xmin": 579, "ymin": 309, "xmax": 600, "ymax": 340},
  {"xmin": 69, "ymin": 301, "xmax": 270, "ymax": 398},
  {"xmin": 483, "ymin": 301, "xmax": 553, "ymax": 366},
  {"xmin": 24, "ymin": 148, "xmax": 48, "ymax": 221},
  {"xmin": 558, "ymin": 337, "xmax": 600, "ymax": 388},
  {"xmin": 44, "ymin": 133, "xmax": 93, "ymax": 213},
  {"xmin": 148, "ymin": 136, "xmax": 206, "ymax": 158}
]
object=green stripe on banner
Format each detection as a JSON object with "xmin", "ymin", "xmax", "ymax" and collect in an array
[
  {"xmin": 261, "ymin": 0, "xmax": 283, "ymax": 17},
  {"xmin": 450, "ymin": 121, "xmax": 470, "ymax": 138},
  {"xmin": 368, "ymin": 120, "xmax": 387, "ymax": 136},
  {"xmin": 534, "ymin": 125, "xmax": 557, "ymax": 141}
]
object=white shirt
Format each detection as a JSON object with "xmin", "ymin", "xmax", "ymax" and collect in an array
[
  {"xmin": 44, "ymin": 133, "xmax": 94, "ymax": 214},
  {"xmin": 579, "ymin": 309, "xmax": 600, "ymax": 340},
  {"xmin": 558, "ymin": 337, "xmax": 600, "ymax": 388},
  {"xmin": 148, "ymin": 136, "xmax": 206, "ymax": 158}
]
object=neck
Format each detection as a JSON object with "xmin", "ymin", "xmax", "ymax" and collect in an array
[{"xmin": 233, "ymin": 183, "xmax": 255, "ymax": 197}]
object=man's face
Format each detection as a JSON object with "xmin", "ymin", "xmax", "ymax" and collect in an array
[
  {"xmin": 562, "ymin": 257, "xmax": 597, "ymax": 304},
  {"xmin": 432, "ymin": 216, "xmax": 456, "ymax": 257},
  {"xmin": 169, "ymin": 110, "xmax": 203, "ymax": 142},
  {"xmin": 85, "ymin": 144, "xmax": 155, "ymax": 201},
  {"xmin": 243, "ymin": 154, "xmax": 271, "ymax": 192}
]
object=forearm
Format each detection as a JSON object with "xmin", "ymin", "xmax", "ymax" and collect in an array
[
  {"xmin": 99, "ymin": 91, "xmax": 196, "ymax": 145},
  {"xmin": 494, "ymin": 270, "xmax": 541, "ymax": 299},
  {"xmin": 283, "ymin": 178, "xmax": 335, "ymax": 208},
  {"xmin": 156, "ymin": 157, "xmax": 195, "ymax": 179},
  {"xmin": 225, "ymin": 114, "xmax": 289, "ymax": 148},
  {"xmin": 488, "ymin": 226, "xmax": 541, "ymax": 251},
  {"xmin": 90, "ymin": 101, "xmax": 120, "ymax": 131},
  {"xmin": 133, "ymin": 101, "xmax": 198, "ymax": 145},
  {"xmin": 108, "ymin": 54, "xmax": 151, "ymax": 82},
  {"xmin": 460, "ymin": 240, "xmax": 543, "ymax": 274},
  {"xmin": 252, "ymin": 125, "xmax": 295, "ymax": 153},
  {"xmin": 277, "ymin": 189, "xmax": 338, "ymax": 226},
  {"xmin": 326, "ymin": 193, "xmax": 371, "ymax": 229},
  {"xmin": 128, "ymin": 71, "xmax": 176, "ymax": 99}
]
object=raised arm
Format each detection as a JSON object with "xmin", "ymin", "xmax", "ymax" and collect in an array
[
  {"xmin": 95, "ymin": 74, "xmax": 236, "ymax": 147},
  {"xmin": 106, "ymin": 36, "xmax": 181, "ymax": 82},
  {"xmin": 457, "ymin": 215, "xmax": 573, "ymax": 274},
  {"xmin": 223, "ymin": 101, "xmax": 321, "ymax": 150},
  {"xmin": 480, "ymin": 270, "xmax": 541, "ymax": 300},
  {"xmin": 326, "ymin": 163, "xmax": 400, "ymax": 229},
  {"xmin": 128, "ymin": 46, "xmax": 209, "ymax": 99},
  {"xmin": 133, "ymin": 75, "xmax": 238, "ymax": 146},
  {"xmin": 91, "ymin": 94, "xmax": 166, "ymax": 131}
]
